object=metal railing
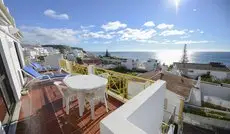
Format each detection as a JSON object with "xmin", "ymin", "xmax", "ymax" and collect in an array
[
  {"xmin": 59, "ymin": 59, "xmax": 171, "ymax": 132},
  {"xmin": 59, "ymin": 59, "xmax": 154, "ymax": 99}
]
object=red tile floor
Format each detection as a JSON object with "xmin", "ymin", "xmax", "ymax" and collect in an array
[{"xmin": 16, "ymin": 81, "xmax": 123, "ymax": 134}]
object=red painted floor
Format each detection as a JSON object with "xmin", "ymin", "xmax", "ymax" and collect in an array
[{"xmin": 16, "ymin": 81, "xmax": 123, "ymax": 134}]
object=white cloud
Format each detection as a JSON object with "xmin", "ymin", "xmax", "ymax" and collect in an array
[
  {"xmin": 44, "ymin": 9, "xmax": 69, "ymax": 20},
  {"xmin": 119, "ymin": 28, "xmax": 156, "ymax": 40},
  {"xmin": 82, "ymin": 31, "xmax": 113, "ymax": 39},
  {"xmin": 20, "ymin": 26, "xmax": 78, "ymax": 44},
  {"xmin": 156, "ymin": 23, "xmax": 174, "ymax": 30},
  {"xmin": 193, "ymin": 9, "xmax": 197, "ymax": 12},
  {"xmin": 180, "ymin": 35, "xmax": 190, "ymax": 39},
  {"xmin": 200, "ymin": 31, "xmax": 204, "ymax": 34},
  {"xmin": 189, "ymin": 30, "xmax": 194, "ymax": 33},
  {"xmin": 80, "ymin": 25, "xmax": 95, "ymax": 29},
  {"xmin": 173, "ymin": 40, "xmax": 210, "ymax": 44},
  {"xmin": 103, "ymin": 41, "xmax": 112, "ymax": 44},
  {"xmin": 143, "ymin": 21, "xmax": 155, "ymax": 27},
  {"xmin": 101, "ymin": 21, "xmax": 127, "ymax": 31},
  {"xmin": 160, "ymin": 30, "xmax": 185, "ymax": 36},
  {"xmin": 138, "ymin": 40, "xmax": 158, "ymax": 44}
]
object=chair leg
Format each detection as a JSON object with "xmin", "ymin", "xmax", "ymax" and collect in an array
[
  {"xmin": 104, "ymin": 96, "xmax": 109, "ymax": 112},
  {"xmin": 62, "ymin": 98, "xmax": 65, "ymax": 108},
  {"xmin": 105, "ymin": 91, "xmax": 108, "ymax": 99},
  {"xmin": 66, "ymin": 98, "xmax": 70, "ymax": 115},
  {"xmin": 89, "ymin": 98, "xmax": 95, "ymax": 119}
]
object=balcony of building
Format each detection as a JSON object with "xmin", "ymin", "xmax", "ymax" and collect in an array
[{"xmin": 8, "ymin": 59, "xmax": 180, "ymax": 134}]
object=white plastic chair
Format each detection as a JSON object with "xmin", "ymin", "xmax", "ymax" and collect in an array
[
  {"xmin": 85, "ymin": 86, "xmax": 108, "ymax": 119},
  {"xmin": 98, "ymin": 73, "xmax": 110, "ymax": 98},
  {"xmin": 54, "ymin": 81, "xmax": 77, "ymax": 115},
  {"xmin": 87, "ymin": 65, "xmax": 95, "ymax": 74}
]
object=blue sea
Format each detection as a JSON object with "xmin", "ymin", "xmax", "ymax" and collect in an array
[{"xmin": 92, "ymin": 51, "xmax": 230, "ymax": 66}]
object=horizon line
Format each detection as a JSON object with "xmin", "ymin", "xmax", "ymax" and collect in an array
[{"xmin": 89, "ymin": 49, "xmax": 230, "ymax": 52}]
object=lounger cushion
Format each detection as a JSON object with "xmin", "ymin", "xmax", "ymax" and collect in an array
[
  {"xmin": 39, "ymin": 73, "xmax": 69, "ymax": 80},
  {"xmin": 23, "ymin": 66, "xmax": 42, "ymax": 78}
]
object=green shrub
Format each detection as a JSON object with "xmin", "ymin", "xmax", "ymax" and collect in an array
[
  {"xmin": 184, "ymin": 106, "xmax": 230, "ymax": 121},
  {"xmin": 202, "ymin": 102, "xmax": 230, "ymax": 111}
]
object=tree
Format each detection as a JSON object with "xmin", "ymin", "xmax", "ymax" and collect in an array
[
  {"xmin": 181, "ymin": 44, "xmax": 189, "ymax": 75},
  {"xmin": 181, "ymin": 44, "xmax": 189, "ymax": 63},
  {"xmin": 76, "ymin": 57, "xmax": 83, "ymax": 64},
  {"xmin": 105, "ymin": 49, "xmax": 110, "ymax": 57}
]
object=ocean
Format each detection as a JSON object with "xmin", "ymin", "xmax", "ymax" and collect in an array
[{"xmin": 92, "ymin": 51, "xmax": 230, "ymax": 66}]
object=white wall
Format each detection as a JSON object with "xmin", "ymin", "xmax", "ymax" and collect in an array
[
  {"xmin": 201, "ymin": 83, "xmax": 230, "ymax": 101},
  {"xmin": 165, "ymin": 90, "xmax": 182, "ymax": 122},
  {"xmin": 44, "ymin": 54, "xmax": 63, "ymax": 68},
  {"xmin": 0, "ymin": 30, "xmax": 24, "ymax": 101},
  {"xmin": 127, "ymin": 81, "xmax": 151, "ymax": 98},
  {"xmin": 187, "ymin": 69, "xmax": 228, "ymax": 80},
  {"xmin": 100, "ymin": 80, "xmax": 166, "ymax": 134},
  {"xmin": 187, "ymin": 88, "xmax": 202, "ymax": 106},
  {"xmin": 210, "ymin": 71, "xmax": 228, "ymax": 80}
]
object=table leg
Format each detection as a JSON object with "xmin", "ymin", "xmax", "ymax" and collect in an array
[{"xmin": 77, "ymin": 93, "xmax": 85, "ymax": 117}]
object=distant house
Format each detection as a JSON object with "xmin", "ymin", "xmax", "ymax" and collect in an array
[
  {"xmin": 23, "ymin": 48, "xmax": 38, "ymax": 59},
  {"xmin": 71, "ymin": 49, "xmax": 85, "ymax": 58},
  {"xmin": 43, "ymin": 47, "xmax": 59, "ymax": 55},
  {"xmin": 121, "ymin": 59, "xmax": 139, "ymax": 70},
  {"xmin": 142, "ymin": 59, "xmax": 158, "ymax": 71},
  {"xmin": 23, "ymin": 45, "xmax": 53, "ymax": 59},
  {"xmin": 173, "ymin": 62, "xmax": 230, "ymax": 79}
]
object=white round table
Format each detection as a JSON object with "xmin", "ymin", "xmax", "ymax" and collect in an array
[
  {"xmin": 63, "ymin": 74, "xmax": 108, "ymax": 117},
  {"xmin": 63, "ymin": 74, "xmax": 108, "ymax": 93}
]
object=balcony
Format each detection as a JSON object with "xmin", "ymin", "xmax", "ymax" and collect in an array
[
  {"xmin": 12, "ymin": 59, "xmax": 173, "ymax": 134},
  {"xmin": 15, "ymin": 83, "xmax": 123, "ymax": 134}
]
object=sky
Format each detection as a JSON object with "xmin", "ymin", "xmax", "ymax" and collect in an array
[{"xmin": 5, "ymin": 0, "xmax": 230, "ymax": 51}]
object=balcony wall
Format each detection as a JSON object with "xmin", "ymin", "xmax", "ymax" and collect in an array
[{"xmin": 100, "ymin": 80, "xmax": 166, "ymax": 134}]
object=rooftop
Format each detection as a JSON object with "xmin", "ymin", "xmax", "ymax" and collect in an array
[
  {"xmin": 174, "ymin": 62, "xmax": 230, "ymax": 72},
  {"xmin": 15, "ymin": 81, "xmax": 123, "ymax": 134},
  {"xmin": 139, "ymin": 71, "xmax": 195, "ymax": 99}
]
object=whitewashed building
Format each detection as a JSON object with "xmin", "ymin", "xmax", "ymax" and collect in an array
[
  {"xmin": 0, "ymin": 0, "xmax": 25, "ymax": 130},
  {"xmin": 23, "ymin": 45, "xmax": 51, "ymax": 59},
  {"xmin": 23, "ymin": 48, "xmax": 38, "ymax": 59},
  {"xmin": 43, "ymin": 47, "xmax": 59, "ymax": 55},
  {"xmin": 74, "ymin": 49, "xmax": 85, "ymax": 58},
  {"xmin": 121, "ymin": 59, "xmax": 140, "ymax": 70},
  {"xmin": 142, "ymin": 59, "xmax": 158, "ymax": 71},
  {"xmin": 173, "ymin": 62, "xmax": 230, "ymax": 79}
]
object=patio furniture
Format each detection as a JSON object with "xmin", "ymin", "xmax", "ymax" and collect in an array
[
  {"xmin": 87, "ymin": 65, "xmax": 95, "ymax": 74},
  {"xmin": 85, "ymin": 86, "xmax": 108, "ymax": 119},
  {"xmin": 98, "ymin": 73, "xmax": 110, "ymax": 98},
  {"xmin": 22, "ymin": 66, "xmax": 69, "ymax": 88},
  {"xmin": 54, "ymin": 81, "xmax": 77, "ymax": 114},
  {"xmin": 63, "ymin": 74, "xmax": 108, "ymax": 119},
  {"xmin": 30, "ymin": 62, "xmax": 59, "ymax": 72}
]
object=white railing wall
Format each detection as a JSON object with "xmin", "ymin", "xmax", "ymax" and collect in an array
[{"xmin": 100, "ymin": 80, "xmax": 166, "ymax": 134}]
